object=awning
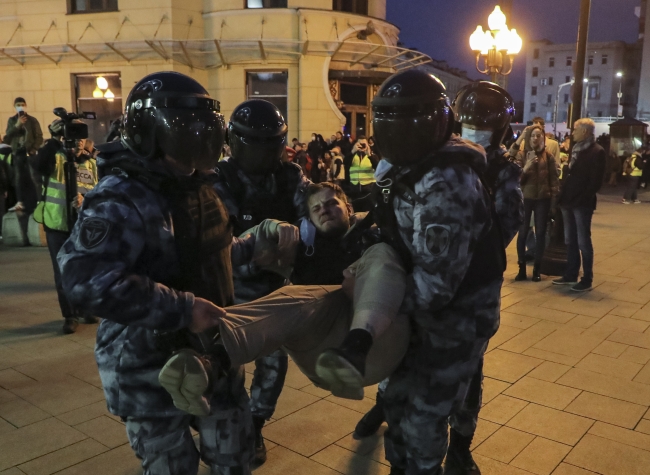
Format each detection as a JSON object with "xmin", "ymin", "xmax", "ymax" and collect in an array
[{"xmin": 0, "ymin": 38, "xmax": 431, "ymax": 71}]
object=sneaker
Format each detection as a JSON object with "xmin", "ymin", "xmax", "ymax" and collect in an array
[
  {"xmin": 158, "ymin": 349, "xmax": 213, "ymax": 416},
  {"xmin": 571, "ymin": 280, "xmax": 592, "ymax": 292},
  {"xmin": 62, "ymin": 318, "xmax": 79, "ymax": 334},
  {"xmin": 634, "ymin": 200, "xmax": 642, "ymax": 204},
  {"xmin": 315, "ymin": 348, "xmax": 365, "ymax": 400},
  {"xmin": 622, "ymin": 200, "xmax": 631, "ymax": 204},
  {"xmin": 552, "ymin": 277, "xmax": 577, "ymax": 285}
]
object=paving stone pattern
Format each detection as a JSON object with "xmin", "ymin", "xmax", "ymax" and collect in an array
[{"xmin": 1, "ymin": 191, "xmax": 649, "ymax": 474}]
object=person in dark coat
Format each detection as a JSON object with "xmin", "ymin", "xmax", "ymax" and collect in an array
[{"xmin": 553, "ymin": 118, "xmax": 606, "ymax": 292}]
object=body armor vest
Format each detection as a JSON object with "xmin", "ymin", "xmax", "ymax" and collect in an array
[
  {"xmin": 216, "ymin": 159, "xmax": 298, "ymax": 236},
  {"xmin": 373, "ymin": 153, "xmax": 506, "ymax": 289}
]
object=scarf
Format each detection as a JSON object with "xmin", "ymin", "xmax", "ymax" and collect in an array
[{"xmin": 570, "ymin": 136, "xmax": 595, "ymax": 167}]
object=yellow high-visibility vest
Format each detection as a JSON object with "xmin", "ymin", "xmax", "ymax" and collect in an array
[
  {"xmin": 36, "ymin": 152, "xmax": 98, "ymax": 232},
  {"xmin": 349, "ymin": 153, "xmax": 375, "ymax": 186}
]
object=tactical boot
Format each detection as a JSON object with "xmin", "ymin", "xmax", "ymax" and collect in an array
[
  {"xmin": 514, "ymin": 261, "xmax": 527, "ymax": 281},
  {"xmin": 83, "ymin": 315, "xmax": 99, "ymax": 324},
  {"xmin": 252, "ymin": 416, "xmax": 267, "ymax": 466},
  {"xmin": 62, "ymin": 318, "xmax": 79, "ymax": 334},
  {"xmin": 353, "ymin": 396, "xmax": 385, "ymax": 438},
  {"xmin": 443, "ymin": 429, "xmax": 481, "ymax": 475},
  {"xmin": 532, "ymin": 263, "xmax": 541, "ymax": 282}
]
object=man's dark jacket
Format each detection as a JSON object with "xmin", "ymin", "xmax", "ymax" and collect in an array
[{"xmin": 557, "ymin": 141, "xmax": 606, "ymax": 210}]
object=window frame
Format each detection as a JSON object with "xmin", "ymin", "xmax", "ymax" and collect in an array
[
  {"xmin": 68, "ymin": 0, "xmax": 118, "ymax": 14},
  {"xmin": 531, "ymin": 86, "xmax": 537, "ymax": 96},
  {"xmin": 566, "ymin": 56, "xmax": 572, "ymax": 66},
  {"xmin": 245, "ymin": 0, "xmax": 287, "ymax": 8},
  {"xmin": 588, "ymin": 55, "xmax": 593, "ymax": 65},
  {"xmin": 532, "ymin": 67, "xmax": 539, "ymax": 78},
  {"xmin": 245, "ymin": 69, "xmax": 289, "ymax": 121},
  {"xmin": 549, "ymin": 57, "xmax": 555, "ymax": 68},
  {"xmin": 530, "ymin": 103, "xmax": 537, "ymax": 113},
  {"xmin": 332, "ymin": 0, "xmax": 369, "ymax": 15},
  {"xmin": 601, "ymin": 54, "xmax": 608, "ymax": 65},
  {"xmin": 548, "ymin": 77, "xmax": 554, "ymax": 86},
  {"xmin": 533, "ymin": 48, "xmax": 540, "ymax": 59}
]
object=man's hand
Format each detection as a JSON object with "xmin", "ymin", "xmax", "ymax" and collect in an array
[
  {"xmin": 276, "ymin": 223, "xmax": 299, "ymax": 267},
  {"xmin": 16, "ymin": 115, "xmax": 27, "ymax": 128},
  {"xmin": 341, "ymin": 268, "xmax": 356, "ymax": 300},
  {"xmin": 189, "ymin": 297, "xmax": 225, "ymax": 333},
  {"xmin": 71, "ymin": 193, "xmax": 84, "ymax": 211}
]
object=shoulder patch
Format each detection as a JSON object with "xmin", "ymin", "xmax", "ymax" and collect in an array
[
  {"xmin": 425, "ymin": 224, "xmax": 451, "ymax": 257},
  {"xmin": 79, "ymin": 217, "xmax": 111, "ymax": 249}
]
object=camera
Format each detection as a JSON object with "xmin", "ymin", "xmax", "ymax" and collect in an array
[{"xmin": 52, "ymin": 107, "xmax": 93, "ymax": 143}]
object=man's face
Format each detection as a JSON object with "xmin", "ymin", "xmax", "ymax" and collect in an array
[
  {"xmin": 14, "ymin": 102, "xmax": 26, "ymax": 112},
  {"xmin": 336, "ymin": 132, "xmax": 342, "ymax": 140},
  {"xmin": 573, "ymin": 125, "xmax": 588, "ymax": 143},
  {"xmin": 308, "ymin": 188, "xmax": 352, "ymax": 238},
  {"xmin": 294, "ymin": 143, "xmax": 302, "ymax": 151}
]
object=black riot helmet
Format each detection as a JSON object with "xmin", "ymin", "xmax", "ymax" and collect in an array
[
  {"xmin": 122, "ymin": 72, "xmax": 226, "ymax": 170},
  {"xmin": 371, "ymin": 69, "xmax": 454, "ymax": 166},
  {"xmin": 452, "ymin": 81, "xmax": 515, "ymax": 149},
  {"xmin": 228, "ymin": 100, "xmax": 288, "ymax": 175}
]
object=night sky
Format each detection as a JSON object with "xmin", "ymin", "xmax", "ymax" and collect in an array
[{"xmin": 386, "ymin": 0, "xmax": 641, "ymax": 102}]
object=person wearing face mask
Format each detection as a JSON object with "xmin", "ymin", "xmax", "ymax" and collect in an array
[
  {"xmin": 32, "ymin": 118, "xmax": 98, "ymax": 334},
  {"xmin": 307, "ymin": 132, "xmax": 324, "ymax": 169},
  {"xmin": 514, "ymin": 125, "xmax": 560, "ymax": 282},
  {"xmin": 4, "ymin": 97, "xmax": 44, "ymax": 211}
]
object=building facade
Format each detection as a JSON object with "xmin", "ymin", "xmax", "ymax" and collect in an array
[
  {"xmin": 523, "ymin": 39, "xmax": 642, "ymax": 127},
  {"xmin": 0, "ymin": 0, "xmax": 474, "ymax": 145}
]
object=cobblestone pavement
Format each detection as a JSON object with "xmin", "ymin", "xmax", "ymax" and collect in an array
[{"xmin": 0, "ymin": 189, "xmax": 649, "ymax": 475}]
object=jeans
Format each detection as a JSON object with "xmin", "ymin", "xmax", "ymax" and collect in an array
[
  {"xmin": 516, "ymin": 198, "xmax": 551, "ymax": 265},
  {"xmin": 561, "ymin": 207, "xmax": 594, "ymax": 284},
  {"xmin": 624, "ymin": 176, "xmax": 640, "ymax": 201},
  {"xmin": 45, "ymin": 228, "xmax": 76, "ymax": 319}
]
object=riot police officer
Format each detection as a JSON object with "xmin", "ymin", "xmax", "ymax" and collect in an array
[
  {"xmin": 58, "ymin": 72, "xmax": 255, "ymax": 475},
  {"xmin": 370, "ymin": 69, "xmax": 506, "ymax": 475},
  {"xmin": 213, "ymin": 99, "xmax": 309, "ymax": 465}
]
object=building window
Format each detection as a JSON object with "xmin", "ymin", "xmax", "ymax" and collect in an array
[
  {"xmin": 566, "ymin": 56, "xmax": 572, "ymax": 66},
  {"xmin": 588, "ymin": 55, "xmax": 593, "ymax": 65},
  {"xmin": 246, "ymin": 71, "xmax": 288, "ymax": 120},
  {"xmin": 530, "ymin": 103, "xmax": 537, "ymax": 113},
  {"xmin": 597, "ymin": 111, "xmax": 603, "ymax": 117},
  {"xmin": 602, "ymin": 54, "xmax": 608, "ymax": 65},
  {"xmin": 69, "ymin": 0, "xmax": 118, "ymax": 13},
  {"xmin": 565, "ymin": 75, "xmax": 571, "ymax": 83},
  {"xmin": 246, "ymin": 0, "xmax": 287, "ymax": 7},
  {"xmin": 533, "ymin": 48, "xmax": 540, "ymax": 59},
  {"xmin": 531, "ymin": 86, "xmax": 537, "ymax": 96},
  {"xmin": 546, "ymin": 94, "xmax": 552, "ymax": 105},
  {"xmin": 333, "ymin": 0, "xmax": 368, "ymax": 15},
  {"xmin": 589, "ymin": 83, "xmax": 599, "ymax": 99},
  {"xmin": 74, "ymin": 73, "xmax": 122, "ymax": 143},
  {"xmin": 564, "ymin": 93, "xmax": 569, "ymax": 104},
  {"xmin": 532, "ymin": 67, "xmax": 538, "ymax": 77},
  {"xmin": 340, "ymin": 83, "xmax": 367, "ymax": 106},
  {"xmin": 546, "ymin": 111, "xmax": 552, "ymax": 122},
  {"xmin": 548, "ymin": 77, "xmax": 554, "ymax": 86},
  {"xmin": 549, "ymin": 57, "xmax": 555, "ymax": 67},
  {"xmin": 561, "ymin": 110, "xmax": 568, "ymax": 121}
]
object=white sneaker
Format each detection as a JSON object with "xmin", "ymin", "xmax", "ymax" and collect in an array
[
  {"xmin": 622, "ymin": 200, "xmax": 630, "ymax": 204},
  {"xmin": 634, "ymin": 200, "xmax": 642, "ymax": 204}
]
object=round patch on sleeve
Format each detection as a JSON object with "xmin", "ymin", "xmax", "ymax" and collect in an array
[
  {"xmin": 79, "ymin": 217, "xmax": 111, "ymax": 249},
  {"xmin": 425, "ymin": 224, "xmax": 451, "ymax": 257}
]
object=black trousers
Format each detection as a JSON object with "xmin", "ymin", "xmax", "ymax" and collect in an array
[
  {"xmin": 516, "ymin": 198, "xmax": 551, "ymax": 265},
  {"xmin": 45, "ymin": 228, "xmax": 76, "ymax": 319}
]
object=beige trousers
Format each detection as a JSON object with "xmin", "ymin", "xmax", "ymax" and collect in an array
[{"xmin": 218, "ymin": 243, "xmax": 410, "ymax": 387}]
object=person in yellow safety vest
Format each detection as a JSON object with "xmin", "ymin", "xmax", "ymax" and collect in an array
[
  {"xmin": 33, "ymin": 119, "xmax": 99, "ymax": 334},
  {"xmin": 622, "ymin": 151, "xmax": 644, "ymax": 204},
  {"xmin": 346, "ymin": 136, "xmax": 376, "ymax": 212}
]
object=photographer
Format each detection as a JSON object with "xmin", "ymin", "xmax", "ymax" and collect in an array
[
  {"xmin": 4, "ymin": 97, "xmax": 43, "ymax": 209},
  {"xmin": 345, "ymin": 136, "xmax": 376, "ymax": 212},
  {"xmin": 33, "ymin": 117, "xmax": 98, "ymax": 334}
]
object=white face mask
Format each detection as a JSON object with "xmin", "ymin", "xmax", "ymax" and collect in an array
[
  {"xmin": 461, "ymin": 125, "xmax": 493, "ymax": 149},
  {"xmin": 15, "ymin": 105, "xmax": 24, "ymax": 113}
]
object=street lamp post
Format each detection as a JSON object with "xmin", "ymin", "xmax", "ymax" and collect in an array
[
  {"xmin": 469, "ymin": 6, "xmax": 522, "ymax": 84},
  {"xmin": 554, "ymin": 79, "xmax": 575, "ymax": 135},
  {"xmin": 617, "ymin": 71, "xmax": 623, "ymax": 117}
]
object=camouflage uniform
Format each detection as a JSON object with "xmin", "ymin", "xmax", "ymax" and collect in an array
[
  {"xmin": 378, "ymin": 139, "xmax": 504, "ymax": 475},
  {"xmin": 212, "ymin": 158, "xmax": 309, "ymax": 421},
  {"xmin": 446, "ymin": 145, "xmax": 523, "ymax": 444},
  {"xmin": 58, "ymin": 147, "xmax": 255, "ymax": 475}
]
